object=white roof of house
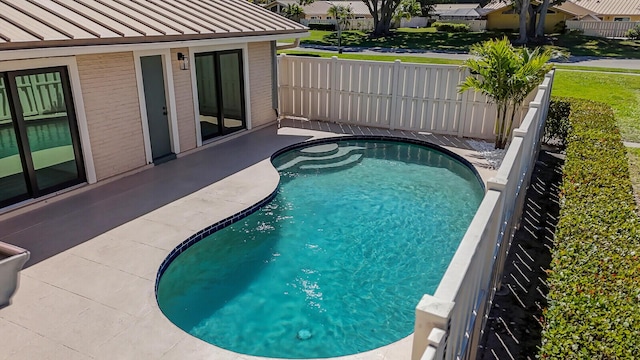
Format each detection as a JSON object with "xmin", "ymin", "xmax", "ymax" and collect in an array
[
  {"xmin": 567, "ymin": 0, "xmax": 640, "ymax": 16},
  {"xmin": 0, "ymin": 0, "xmax": 307, "ymax": 51},
  {"xmin": 483, "ymin": 0, "xmax": 640, "ymax": 17},
  {"xmin": 299, "ymin": 1, "xmax": 371, "ymax": 16},
  {"xmin": 440, "ymin": 8, "xmax": 482, "ymax": 18},
  {"xmin": 433, "ymin": 3, "xmax": 480, "ymax": 13}
]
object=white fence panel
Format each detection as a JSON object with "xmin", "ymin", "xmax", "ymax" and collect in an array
[
  {"xmin": 279, "ymin": 55, "xmax": 536, "ymax": 140},
  {"xmin": 300, "ymin": 18, "xmax": 374, "ymax": 31},
  {"xmin": 566, "ymin": 20, "xmax": 640, "ymax": 38},
  {"xmin": 278, "ymin": 55, "xmax": 333, "ymax": 120},
  {"xmin": 401, "ymin": 17, "xmax": 429, "ymax": 28}
]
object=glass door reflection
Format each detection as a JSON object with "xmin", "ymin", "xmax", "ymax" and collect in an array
[
  {"xmin": 0, "ymin": 76, "xmax": 29, "ymax": 207},
  {"xmin": 195, "ymin": 50, "xmax": 246, "ymax": 142},
  {"xmin": 11, "ymin": 70, "xmax": 83, "ymax": 194}
]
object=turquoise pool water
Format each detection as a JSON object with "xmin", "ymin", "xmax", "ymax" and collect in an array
[{"xmin": 157, "ymin": 139, "xmax": 484, "ymax": 358}]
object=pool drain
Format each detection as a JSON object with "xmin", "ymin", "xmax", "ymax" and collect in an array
[{"xmin": 297, "ymin": 329, "xmax": 312, "ymax": 340}]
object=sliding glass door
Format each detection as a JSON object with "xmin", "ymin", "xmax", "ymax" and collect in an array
[
  {"xmin": 0, "ymin": 67, "xmax": 85, "ymax": 208},
  {"xmin": 195, "ymin": 50, "xmax": 246, "ymax": 142}
]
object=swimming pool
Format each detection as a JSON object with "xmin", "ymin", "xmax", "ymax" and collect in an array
[{"xmin": 156, "ymin": 138, "xmax": 484, "ymax": 358}]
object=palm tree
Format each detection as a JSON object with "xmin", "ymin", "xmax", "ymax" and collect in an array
[
  {"xmin": 459, "ymin": 38, "xmax": 553, "ymax": 149},
  {"xmin": 282, "ymin": 4, "xmax": 304, "ymax": 21},
  {"xmin": 327, "ymin": 4, "xmax": 354, "ymax": 54}
]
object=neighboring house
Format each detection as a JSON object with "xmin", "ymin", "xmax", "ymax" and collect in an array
[
  {"xmin": 265, "ymin": 0, "xmax": 373, "ymax": 20},
  {"xmin": 433, "ymin": 3, "xmax": 483, "ymax": 21},
  {"xmin": 0, "ymin": 0, "xmax": 307, "ymax": 211},
  {"xmin": 481, "ymin": 0, "xmax": 640, "ymax": 32},
  {"xmin": 481, "ymin": 0, "xmax": 580, "ymax": 32},
  {"xmin": 566, "ymin": 0, "xmax": 640, "ymax": 22}
]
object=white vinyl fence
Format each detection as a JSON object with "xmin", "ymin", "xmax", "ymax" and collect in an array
[
  {"xmin": 300, "ymin": 18, "xmax": 374, "ymax": 31},
  {"xmin": 412, "ymin": 71, "xmax": 554, "ymax": 360},
  {"xmin": 566, "ymin": 20, "xmax": 640, "ymax": 38},
  {"xmin": 400, "ymin": 17, "xmax": 429, "ymax": 28},
  {"xmin": 278, "ymin": 55, "xmax": 534, "ymax": 140}
]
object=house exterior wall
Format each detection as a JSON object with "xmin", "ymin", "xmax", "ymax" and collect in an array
[
  {"xmin": 248, "ymin": 42, "xmax": 275, "ymax": 128},
  {"xmin": 486, "ymin": 7, "xmax": 571, "ymax": 32},
  {"xmin": 486, "ymin": 11, "xmax": 519, "ymax": 30},
  {"xmin": 170, "ymin": 48, "xmax": 197, "ymax": 152},
  {"xmin": 76, "ymin": 52, "xmax": 146, "ymax": 181},
  {"xmin": 601, "ymin": 15, "xmax": 640, "ymax": 21}
]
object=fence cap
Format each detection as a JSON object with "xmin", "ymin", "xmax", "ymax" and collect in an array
[{"xmin": 416, "ymin": 294, "xmax": 454, "ymax": 319}]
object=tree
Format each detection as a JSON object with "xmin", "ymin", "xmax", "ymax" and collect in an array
[
  {"xmin": 490, "ymin": 0, "xmax": 570, "ymax": 42},
  {"xmin": 328, "ymin": 4, "xmax": 354, "ymax": 53},
  {"xmin": 393, "ymin": 0, "xmax": 422, "ymax": 25},
  {"xmin": 282, "ymin": 3, "xmax": 304, "ymax": 21},
  {"xmin": 362, "ymin": 0, "xmax": 403, "ymax": 36},
  {"xmin": 459, "ymin": 37, "xmax": 552, "ymax": 149},
  {"xmin": 514, "ymin": 0, "xmax": 530, "ymax": 44}
]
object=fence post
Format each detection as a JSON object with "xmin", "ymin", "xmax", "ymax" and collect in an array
[
  {"xmin": 457, "ymin": 67, "xmax": 470, "ymax": 138},
  {"xmin": 389, "ymin": 59, "xmax": 401, "ymax": 130},
  {"xmin": 412, "ymin": 294, "xmax": 454, "ymax": 360},
  {"xmin": 330, "ymin": 56, "xmax": 339, "ymax": 121}
]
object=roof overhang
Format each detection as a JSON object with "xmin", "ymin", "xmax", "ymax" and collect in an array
[{"xmin": 0, "ymin": 31, "xmax": 309, "ymax": 62}]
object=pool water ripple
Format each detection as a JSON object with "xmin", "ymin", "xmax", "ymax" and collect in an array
[{"xmin": 157, "ymin": 140, "xmax": 484, "ymax": 358}]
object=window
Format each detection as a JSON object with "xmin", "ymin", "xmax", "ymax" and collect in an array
[
  {"xmin": 194, "ymin": 50, "xmax": 246, "ymax": 142},
  {"xmin": 614, "ymin": 17, "xmax": 630, "ymax": 22},
  {"xmin": 0, "ymin": 67, "xmax": 85, "ymax": 208}
]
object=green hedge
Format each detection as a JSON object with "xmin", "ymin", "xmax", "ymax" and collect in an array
[
  {"xmin": 432, "ymin": 22, "xmax": 470, "ymax": 33},
  {"xmin": 539, "ymin": 99, "xmax": 640, "ymax": 358}
]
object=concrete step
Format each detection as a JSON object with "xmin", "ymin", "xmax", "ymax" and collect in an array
[
  {"xmin": 276, "ymin": 145, "xmax": 366, "ymax": 171},
  {"xmin": 299, "ymin": 153, "xmax": 363, "ymax": 171}
]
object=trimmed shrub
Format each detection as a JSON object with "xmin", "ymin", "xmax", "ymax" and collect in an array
[
  {"xmin": 539, "ymin": 99, "xmax": 640, "ymax": 359},
  {"xmin": 543, "ymin": 97, "xmax": 571, "ymax": 148},
  {"xmin": 628, "ymin": 25, "xmax": 640, "ymax": 40},
  {"xmin": 432, "ymin": 22, "xmax": 470, "ymax": 33}
]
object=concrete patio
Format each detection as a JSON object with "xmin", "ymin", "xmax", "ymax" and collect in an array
[{"xmin": 0, "ymin": 119, "xmax": 497, "ymax": 360}]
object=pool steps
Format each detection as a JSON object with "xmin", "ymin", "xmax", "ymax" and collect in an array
[{"xmin": 276, "ymin": 144, "xmax": 366, "ymax": 172}]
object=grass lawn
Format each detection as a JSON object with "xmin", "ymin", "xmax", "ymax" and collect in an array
[
  {"xmin": 290, "ymin": 28, "xmax": 640, "ymax": 58},
  {"xmin": 551, "ymin": 71, "xmax": 640, "ymax": 142}
]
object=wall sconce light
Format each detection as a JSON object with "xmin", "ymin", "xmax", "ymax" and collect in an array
[{"xmin": 177, "ymin": 52, "xmax": 189, "ymax": 70}]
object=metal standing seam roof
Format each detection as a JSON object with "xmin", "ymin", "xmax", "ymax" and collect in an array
[
  {"xmin": 482, "ymin": 0, "xmax": 580, "ymax": 16},
  {"xmin": 482, "ymin": 0, "xmax": 640, "ymax": 16},
  {"xmin": 298, "ymin": 1, "xmax": 371, "ymax": 17},
  {"xmin": 433, "ymin": 3, "xmax": 480, "ymax": 13},
  {"xmin": 0, "ymin": 0, "xmax": 308, "ymax": 51},
  {"xmin": 569, "ymin": 0, "xmax": 640, "ymax": 16}
]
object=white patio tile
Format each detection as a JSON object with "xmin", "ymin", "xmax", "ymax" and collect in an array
[
  {"xmin": 2, "ymin": 322, "xmax": 90, "ymax": 360},
  {"xmin": 383, "ymin": 335, "xmax": 413, "ymax": 360},
  {"xmin": 0, "ymin": 275, "xmax": 89, "ymax": 336},
  {"xmin": 46, "ymin": 301, "xmax": 133, "ymax": 356},
  {"xmin": 21, "ymin": 253, "xmax": 151, "ymax": 315},
  {"xmin": 110, "ymin": 218, "xmax": 193, "ymax": 251},
  {"xmin": 94, "ymin": 309, "xmax": 185, "ymax": 360},
  {"xmin": 70, "ymin": 236, "xmax": 167, "ymax": 280},
  {"xmin": 160, "ymin": 336, "xmax": 240, "ymax": 360},
  {"xmin": 141, "ymin": 202, "xmax": 217, "ymax": 232}
]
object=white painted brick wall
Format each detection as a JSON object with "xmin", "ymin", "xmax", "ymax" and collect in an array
[
  {"xmin": 170, "ymin": 48, "xmax": 197, "ymax": 152},
  {"xmin": 76, "ymin": 52, "xmax": 146, "ymax": 180},
  {"xmin": 248, "ymin": 42, "xmax": 275, "ymax": 128}
]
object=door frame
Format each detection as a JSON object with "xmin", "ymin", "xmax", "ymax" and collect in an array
[
  {"xmin": 188, "ymin": 43, "xmax": 252, "ymax": 147},
  {"xmin": 0, "ymin": 56, "xmax": 96, "ymax": 185},
  {"xmin": 133, "ymin": 50, "xmax": 180, "ymax": 165},
  {"xmin": 5, "ymin": 66, "xmax": 87, "ymax": 198}
]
